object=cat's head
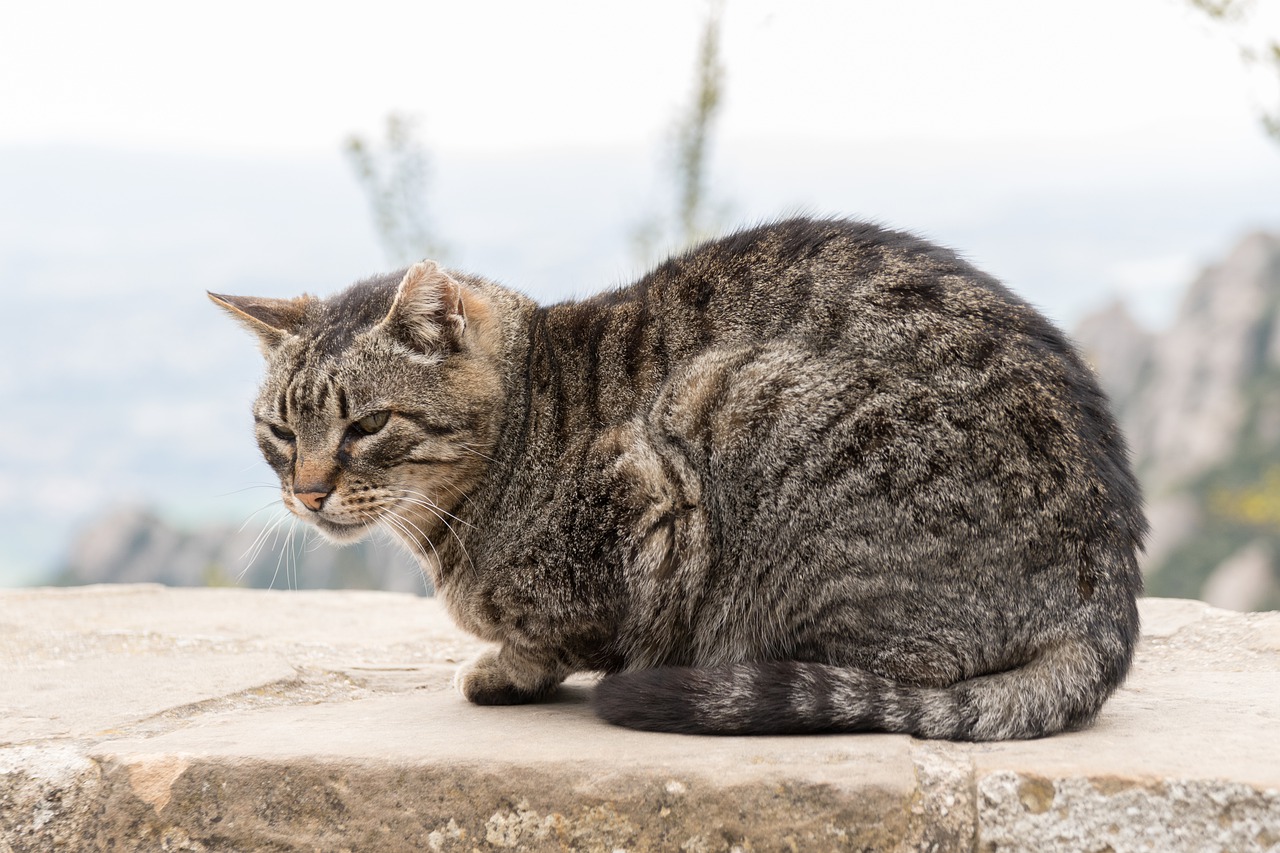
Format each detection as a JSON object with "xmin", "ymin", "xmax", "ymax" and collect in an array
[{"xmin": 210, "ymin": 262, "xmax": 504, "ymax": 549}]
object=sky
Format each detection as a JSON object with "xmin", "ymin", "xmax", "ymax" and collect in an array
[
  {"xmin": 2, "ymin": 0, "xmax": 1273, "ymax": 156},
  {"xmin": 2, "ymin": 0, "xmax": 1280, "ymax": 585},
  {"xmin": 5, "ymin": 0, "xmax": 1278, "ymax": 320}
]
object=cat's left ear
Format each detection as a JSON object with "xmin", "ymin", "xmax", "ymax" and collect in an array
[
  {"xmin": 208, "ymin": 292, "xmax": 312, "ymax": 354},
  {"xmin": 379, "ymin": 261, "xmax": 467, "ymax": 351}
]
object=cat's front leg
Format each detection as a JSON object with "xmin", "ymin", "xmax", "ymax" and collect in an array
[{"xmin": 454, "ymin": 644, "xmax": 566, "ymax": 705}]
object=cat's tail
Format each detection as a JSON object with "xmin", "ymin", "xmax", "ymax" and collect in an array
[{"xmin": 593, "ymin": 638, "xmax": 1130, "ymax": 741}]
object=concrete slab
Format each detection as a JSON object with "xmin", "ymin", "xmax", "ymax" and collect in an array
[{"xmin": 1, "ymin": 585, "xmax": 1278, "ymax": 851}]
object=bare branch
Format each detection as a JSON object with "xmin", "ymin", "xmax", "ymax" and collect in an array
[
  {"xmin": 1187, "ymin": 0, "xmax": 1280, "ymax": 146},
  {"xmin": 343, "ymin": 113, "xmax": 446, "ymax": 266},
  {"xmin": 633, "ymin": 0, "xmax": 730, "ymax": 263}
]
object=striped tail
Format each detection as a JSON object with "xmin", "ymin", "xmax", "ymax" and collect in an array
[{"xmin": 593, "ymin": 638, "xmax": 1131, "ymax": 741}]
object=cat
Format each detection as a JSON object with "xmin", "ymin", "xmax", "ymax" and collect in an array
[{"xmin": 211, "ymin": 217, "xmax": 1145, "ymax": 741}]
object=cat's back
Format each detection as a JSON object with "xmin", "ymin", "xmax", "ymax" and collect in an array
[
  {"xmin": 538, "ymin": 218, "xmax": 1107, "ymax": 450},
  {"xmin": 595, "ymin": 217, "xmax": 1054, "ymax": 368},
  {"xmin": 599, "ymin": 219, "xmax": 1140, "ymax": 552}
]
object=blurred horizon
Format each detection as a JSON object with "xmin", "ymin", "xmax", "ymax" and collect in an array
[{"xmin": 3, "ymin": 0, "xmax": 1280, "ymax": 595}]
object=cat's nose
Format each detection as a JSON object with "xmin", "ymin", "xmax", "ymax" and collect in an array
[{"xmin": 294, "ymin": 486, "xmax": 332, "ymax": 512}]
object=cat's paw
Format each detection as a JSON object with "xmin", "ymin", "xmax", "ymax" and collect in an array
[{"xmin": 454, "ymin": 650, "xmax": 556, "ymax": 705}]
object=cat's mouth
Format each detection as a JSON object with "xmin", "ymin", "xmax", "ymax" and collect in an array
[
  {"xmin": 311, "ymin": 515, "xmax": 373, "ymax": 543},
  {"xmin": 282, "ymin": 492, "xmax": 374, "ymax": 542}
]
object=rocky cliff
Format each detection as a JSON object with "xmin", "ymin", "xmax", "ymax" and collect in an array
[{"xmin": 1075, "ymin": 231, "xmax": 1280, "ymax": 610}]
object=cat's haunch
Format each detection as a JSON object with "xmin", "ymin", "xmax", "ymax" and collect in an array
[{"xmin": 212, "ymin": 217, "xmax": 1145, "ymax": 741}]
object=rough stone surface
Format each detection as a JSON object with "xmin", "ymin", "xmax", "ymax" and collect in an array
[{"xmin": 1, "ymin": 586, "xmax": 1278, "ymax": 852}]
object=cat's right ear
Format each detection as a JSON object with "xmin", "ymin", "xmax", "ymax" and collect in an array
[
  {"xmin": 378, "ymin": 261, "xmax": 467, "ymax": 352},
  {"xmin": 207, "ymin": 293, "xmax": 312, "ymax": 354}
]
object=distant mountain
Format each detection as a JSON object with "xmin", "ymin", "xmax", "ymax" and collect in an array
[
  {"xmin": 1075, "ymin": 232, "xmax": 1280, "ymax": 610},
  {"xmin": 53, "ymin": 506, "xmax": 428, "ymax": 595}
]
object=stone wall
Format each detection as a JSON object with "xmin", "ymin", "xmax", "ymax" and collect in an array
[{"xmin": 1, "ymin": 586, "xmax": 1277, "ymax": 851}]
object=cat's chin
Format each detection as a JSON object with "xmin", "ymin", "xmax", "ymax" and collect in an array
[{"xmin": 311, "ymin": 517, "xmax": 372, "ymax": 544}]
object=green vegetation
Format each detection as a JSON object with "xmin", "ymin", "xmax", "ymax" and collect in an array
[
  {"xmin": 633, "ymin": 0, "xmax": 729, "ymax": 262},
  {"xmin": 1188, "ymin": 0, "xmax": 1280, "ymax": 143},
  {"xmin": 202, "ymin": 561, "xmax": 235, "ymax": 588},
  {"xmin": 1147, "ymin": 376, "xmax": 1280, "ymax": 608}
]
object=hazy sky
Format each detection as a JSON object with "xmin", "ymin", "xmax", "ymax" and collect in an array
[
  {"xmin": 4, "ymin": 0, "xmax": 1278, "ymax": 323},
  {"xmin": 3, "ymin": 0, "xmax": 1274, "ymax": 157}
]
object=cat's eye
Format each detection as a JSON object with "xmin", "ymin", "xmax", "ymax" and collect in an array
[
  {"xmin": 269, "ymin": 423, "xmax": 295, "ymax": 441},
  {"xmin": 352, "ymin": 411, "xmax": 391, "ymax": 436}
]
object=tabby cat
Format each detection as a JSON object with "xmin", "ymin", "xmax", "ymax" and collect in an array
[{"xmin": 211, "ymin": 217, "xmax": 1145, "ymax": 740}]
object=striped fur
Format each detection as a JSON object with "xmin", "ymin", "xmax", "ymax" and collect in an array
[{"xmin": 213, "ymin": 217, "xmax": 1145, "ymax": 741}]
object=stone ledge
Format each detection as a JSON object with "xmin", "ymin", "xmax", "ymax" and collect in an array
[{"xmin": 1, "ymin": 586, "xmax": 1277, "ymax": 852}]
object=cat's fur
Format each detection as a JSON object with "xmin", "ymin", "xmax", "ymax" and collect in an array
[{"xmin": 212, "ymin": 217, "xmax": 1145, "ymax": 740}]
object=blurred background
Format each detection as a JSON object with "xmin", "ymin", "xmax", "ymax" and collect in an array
[{"xmin": 2, "ymin": 0, "xmax": 1279, "ymax": 607}]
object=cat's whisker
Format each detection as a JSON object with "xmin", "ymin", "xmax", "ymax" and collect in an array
[
  {"xmin": 383, "ymin": 505, "xmax": 434, "ymax": 548},
  {"xmin": 289, "ymin": 523, "xmax": 302, "ymax": 590},
  {"xmin": 368, "ymin": 514, "xmax": 433, "ymax": 595},
  {"xmin": 239, "ymin": 509, "xmax": 289, "ymax": 572},
  {"xmin": 457, "ymin": 444, "xmax": 498, "ymax": 464},
  {"xmin": 369, "ymin": 512, "xmax": 413, "ymax": 553},
  {"xmin": 393, "ymin": 494, "xmax": 475, "ymax": 570},
  {"xmin": 396, "ymin": 489, "xmax": 474, "ymax": 528},
  {"xmin": 437, "ymin": 480, "xmax": 478, "ymax": 515},
  {"xmin": 217, "ymin": 483, "xmax": 283, "ymax": 498},
  {"xmin": 437, "ymin": 479, "xmax": 471, "ymax": 502},
  {"xmin": 426, "ymin": 511, "xmax": 475, "ymax": 571},
  {"xmin": 289, "ymin": 520, "xmax": 301, "ymax": 590},
  {"xmin": 237, "ymin": 499, "xmax": 286, "ymax": 535},
  {"xmin": 381, "ymin": 507, "xmax": 446, "ymax": 576},
  {"xmin": 283, "ymin": 526, "xmax": 293, "ymax": 591},
  {"xmin": 374, "ymin": 507, "xmax": 412, "ymax": 544},
  {"xmin": 267, "ymin": 518, "xmax": 298, "ymax": 591},
  {"xmin": 284, "ymin": 520, "xmax": 297, "ymax": 592},
  {"xmin": 303, "ymin": 527, "xmax": 327, "ymax": 553},
  {"xmin": 238, "ymin": 523, "xmax": 276, "ymax": 565}
]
